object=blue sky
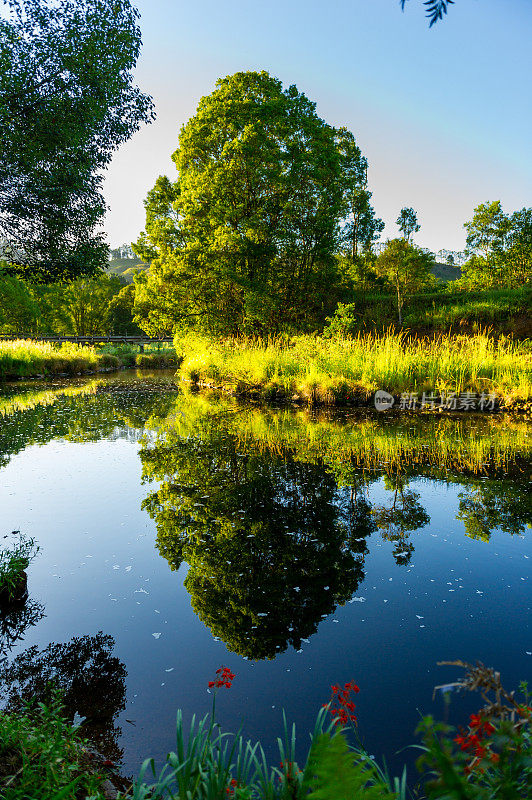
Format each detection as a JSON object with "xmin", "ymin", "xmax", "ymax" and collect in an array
[{"xmin": 103, "ymin": 0, "xmax": 532, "ymax": 252}]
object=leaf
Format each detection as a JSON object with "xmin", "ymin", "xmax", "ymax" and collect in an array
[{"xmin": 302, "ymin": 730, "xmax": 395, "ymax": 800}]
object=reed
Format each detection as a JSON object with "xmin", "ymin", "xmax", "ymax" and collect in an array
[{"xmin": 176, "ymin": 331, "xmax": 532, "ymax": 406}]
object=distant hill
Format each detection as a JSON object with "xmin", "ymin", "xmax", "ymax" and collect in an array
[
  {"xmin": 106, "ymin": 257, "xmax": 461, "ymax": 286},
  {"xmin": 106, "ymin": 256, "xmax": 149, "ymax": 283},
  {"xmin": 433, "ymin": 262, "xmax": 462, "ymax": 282}
]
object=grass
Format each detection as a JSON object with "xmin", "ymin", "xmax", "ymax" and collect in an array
[
  {"xmin": 0, "ymin": 534, "xmax": 39, "ymax": 604},
  {"xmin": 0, "ymin": 698, "xmax": 107, "ymax": 800},
  {"xmin": 176, "ymin": 331, "xmax": 532, "ymax": 407},
  {"xmin": 330, "ymin": 286, "xmax": 532, "ymax": 336},
  {"xmin": 0, "ymin": 340, "xmax": 180, "ymax": 380}
]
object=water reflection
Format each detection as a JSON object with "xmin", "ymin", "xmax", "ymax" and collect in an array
[
  {"xmin": 0, "ymin": 598, "xmax": 45, "ymax": 658},
  {"xmin": 141, "ymin": 418, "xmax": 371, "ymax": 658},
  {"xmin": 0, "ymin": 378, "xmax": 530, "ymax": 665},
  {"xmin": 139, "ymin": 394, "xmax": 531, "ymax": 657},
  {"xmin": 0, "ymin": 376, "xmax": 178, "ymax": 468},
  {"xmin": 0, "ymin": 632, "xmax": 127, "ymax": 761}
]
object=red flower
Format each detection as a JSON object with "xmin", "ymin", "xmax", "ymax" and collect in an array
[
  {"xmin": 325, "ymin": 679, "xmax": 359, "ymax": 727},
  {"xmin": 209, "ymin": 666, "xmax": 235, "ymax": 690}
]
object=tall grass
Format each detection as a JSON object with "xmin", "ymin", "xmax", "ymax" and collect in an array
[
  {"xmin": 0, "ymin": 340, "xmax": 105, "ymax": 379},
  {"xmin": 176, "ymin": 331, "xmax": 532, "ymax": 405},
  {"xmin": 0, "ymin": 340, "xmax": 179, "ymax": 380}
]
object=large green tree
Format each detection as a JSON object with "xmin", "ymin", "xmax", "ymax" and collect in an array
[
  {"xmin": 133, "ymin": 71, "xmax": 367, "ymax": 336},
  {"xmin": 0, "ymin": 0, "xmax": 153, "ymax": 282}
]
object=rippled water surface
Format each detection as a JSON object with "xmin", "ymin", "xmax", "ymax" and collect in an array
[{"xmin": 0, "ymin": 371, "xmax": 531, "ymax": 777}]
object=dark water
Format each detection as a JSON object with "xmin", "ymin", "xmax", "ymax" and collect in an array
[{"xmin": 0, "ymin": 371, "xmax": 531, "ymax": 780}]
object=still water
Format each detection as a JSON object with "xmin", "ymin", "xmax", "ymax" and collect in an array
[{"xmin": 0, "ymin": 372, "xmax": 530, "ymax": 778}]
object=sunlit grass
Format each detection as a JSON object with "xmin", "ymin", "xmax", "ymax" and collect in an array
[
  {"xmin": 176, "ymin": 331, "xmax": 532, "ymax": 405},
  {"xmin": 0, "ymin": 339, "xmax": 108, "ymax": 379},
  {"xmin": 0, "ymin": 339, "xmax": 180, "ymax": 379}
]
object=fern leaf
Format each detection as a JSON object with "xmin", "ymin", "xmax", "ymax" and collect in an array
[{"xmin": 302, "ymin": 731, "xmax": 396, "ymax": 800}]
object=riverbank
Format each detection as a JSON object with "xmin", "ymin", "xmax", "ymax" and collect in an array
[
  {"xmin": 0, "ymin": 340, "xmax": 180, "ymax": 381},
  {"xmin": 176, "ymin": 331, "xmax": 532, "ymax": 411}
]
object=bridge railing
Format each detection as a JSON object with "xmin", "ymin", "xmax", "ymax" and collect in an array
[{"xmin": 0, "ymin": 334, "xmax": 173, "ymax": 346}]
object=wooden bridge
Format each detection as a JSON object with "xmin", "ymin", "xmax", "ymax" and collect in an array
[{"xmin": 0, "ymin": 334, "xmax": 173, "ymax": 350}]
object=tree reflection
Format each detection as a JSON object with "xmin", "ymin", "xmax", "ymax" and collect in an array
[
  {"xmin": 457, "ymin": 478, "xmax": 532, "ymax": 542},
  {"xmin": 370, "ymin": 471, "xmax": 430, "ymax": 565},
  {"xmin": 0, "ymin": 598, "xmax": 45, "ymax": 660},
  {"xmin": 141, "ymin": 421, "xmax": 372, "ymax": 659},
  {"xmin": 0, "ymin": 632, "xmax": 127, "ymax": 762}
]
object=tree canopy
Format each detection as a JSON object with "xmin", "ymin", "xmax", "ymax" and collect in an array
[
  {"xmin": 396, "ymin": 207, "xmax": 420, "ymax": 242},
  {"xmin": 462, "ymin": 201, "xmax": 532, "ymax": 288},
  {"xmin": 374, "ymin": 239, "xmax": 435, "ymax": 324},
  {"xmin": 133, "ymin": 71, "xmax": 368, "ymax": 337},
  {"xmin": 0, "ymin": 0, "xmax": 153, "ymax": 282}
]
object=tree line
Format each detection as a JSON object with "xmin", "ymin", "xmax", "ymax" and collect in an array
[{"xmin": 1, "ymin": 2, "xmax": 529, "ymax": 339}]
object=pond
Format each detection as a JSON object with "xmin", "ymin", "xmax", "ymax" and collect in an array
[{"xmin": 0, "ymin": 371, "xmax": 531, "ymax": 780}]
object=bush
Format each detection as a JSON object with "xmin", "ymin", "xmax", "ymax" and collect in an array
[{"xmin": 0, "ymin": 534, "xmax": 39, "ymax": 604}]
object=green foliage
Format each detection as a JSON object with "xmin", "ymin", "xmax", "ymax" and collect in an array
[
  {"xmin": 131, "ymin": 703, "xmax": 399, "ymax": 800},
  {"xmin": 40, "ymin": 274, "xmax": 124, "ymax": 336},
  {"xmin": 304, "ymin": 731, "xmax": 395, "ymax": 800},
  {"xmin": 0, "ymin": 340, "xmax": 100, "ymax": 379},
  {"xmin": 0, "ymin": 533, "xmax": 39, "ymax": 603},
  {"xmin": 396, "ymin": 208, "xmax": 420, "ymax": 242},
  {"xmin": 373, "ymin": 239, "xmax": 435, "ymax": 324},
  {"xmin": 133, "ymin": 71, "xmax": 367, "ymax": 336},
  {"xmin": 108, "ymin": 283, "xmax": 142, "ymax": 335},
  {"xmin": 175, "ymin": 329, "xmax": 532, "ymax": 404},
  {"xmin": 417, "ymin": 665, "xmax": 532, "ymax": 799},
  {"xmin": 461, "ymin": 202, "xmax": 532, "ymax": 288},
  {"xmin": 0, "ymin": 0, "xmax": 153, "ymax": 282},
  {"xmin": 325, "ymin": 286, "xmax": 532, "ymax": 337},
  {"xmin": 0, "ymin": 271, "xmax": 40, "ymax": 334},
  {"xmin": 0, "ymin": 632, "xmax": 127, "ymax": 762},
  {"xmin": 0, "ymin": 271, "xmax": 143, "ymax": 337},
  {"xmin": 0, "ymin": 697, "xmax": 107, "ymax": 799},
  {"xmin": 400, "ymin": 0, "xmax": 455, "ymax": 27}
]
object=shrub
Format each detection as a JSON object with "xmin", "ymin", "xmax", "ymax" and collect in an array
[{"xmin": 0, "ymin": 534, "xmax": 39, "ymax": 604}]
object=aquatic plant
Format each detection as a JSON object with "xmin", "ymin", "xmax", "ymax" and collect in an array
[
  {"xmin": 0, "ymin": 534, "xmax": 39, "ymax": 604},
  {"xmin": 132, "ymin": 668, "xmax": 400, "ymax": 800},
  {"xmin": 132, "ymin": 661, "xmax": 531, "ymax": 799}
]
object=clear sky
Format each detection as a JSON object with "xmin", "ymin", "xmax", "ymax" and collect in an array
[{"xmin": 103, "ymin": 0, "xmax": 532, "ymax": 253}]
